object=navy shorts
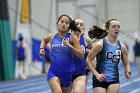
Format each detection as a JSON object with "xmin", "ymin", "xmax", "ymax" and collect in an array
[
  {"xmin": 72, "ymin": 74, "xmax": 86, "ymax": 82},
  {"xmin": 85, "ymin": 68, "xmax": 90, "ymax": 75},
  {"xmin": 45, "ymin": 56, "xmax": 50, "ymax": 62},
  {"xmin": 92, "ymin": 75, "xmax": 119, "ymax": 89},
  {"xmin": 72, "ymin": 66, "xmax": 86, "ymax": 82},
  {"xmin": 47, "ymin": 70, "xmax": 73, "ymax": 87},
  {"xmin": 17, "ymin": 57, "xmax": 25, "ymax": 61}
]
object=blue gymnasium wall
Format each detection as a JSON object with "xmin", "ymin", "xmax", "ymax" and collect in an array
[
  {"xmin": 32, "ymin": 38, "xmax": 43, "ymax": 62},
  {"xmin": 13, "ymin": 40, "xmax": 17, "ymax": 69}
]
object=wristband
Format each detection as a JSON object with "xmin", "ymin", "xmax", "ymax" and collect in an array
[{"xmin": 40, "ymin": 48, "xmax": 44, "ymax": 50}]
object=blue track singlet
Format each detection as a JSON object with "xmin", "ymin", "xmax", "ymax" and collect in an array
[
  {"xmin": 73, "ymin": 35, "xmax": 86, "ymax": 75},
  {"xmin": 49, "ymin": 33, "xmax": 75, "ymax": 72},
  {"xmin": 96, "ymin": 38, "xmax": 121, "ymax": 82}
]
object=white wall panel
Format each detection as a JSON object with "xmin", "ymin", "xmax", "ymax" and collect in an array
[{"xmin": 31, "ymin": 0, "xmax": 51, "ymax": 39}]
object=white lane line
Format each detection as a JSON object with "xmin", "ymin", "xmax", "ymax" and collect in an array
[
  {"xmin": 120, "ymin": 78, "xmax": 140, "ymax": 88},
  {"xmin": 119, "ymin": 72, "xmax": 139, "ymax": 80},
  {"xmin": 0, "ymin": 81, "xmax": 47, "ymax": 92},
  {"xmin": 38, "ymin": 90, "xmax": 51, "ymax": 93},
  {"xmin": 129, "ymin": 88, "xmax": 140, "ymax": 93},
  {"xmin": 10, "ymin": 85, "xmax": 49, "ymax": 93},
  {"xmin": 0, "ymin": 77, "xmax": 46, "ymax": 88}
]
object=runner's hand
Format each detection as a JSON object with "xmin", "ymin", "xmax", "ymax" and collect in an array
[
  {"xmin": 40, "ymin": 48, "xmax": 45, "ymax": 58},
  {"xmin": 96, "ymin": 73, "xmax": 106, "ymax": 82}
]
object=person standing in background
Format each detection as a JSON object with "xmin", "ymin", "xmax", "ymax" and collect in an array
[
  {"xmin": 133, "ymin": 39, "xmax": 140, "ymax": 70},
  {"xmin": 16, "ymin": 33, "xmax": 27, "ymax": 79},
  {"xmin": 133, "ymin": 39, "xmax": 140, "ymax": 63}
]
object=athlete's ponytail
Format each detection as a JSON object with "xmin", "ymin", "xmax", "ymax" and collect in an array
[
  {"xmin": 70, "ymin": 20, "xmax": 79, "ymax": 31},
  {"xmin": 88, "ymin": 25, "xmax": 108, "ymax": 39}
]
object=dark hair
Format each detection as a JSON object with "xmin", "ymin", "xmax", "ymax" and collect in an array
[
  {"xmin": 57, "ymin": 14, "xmax": 78, "ymax": 31},
  {"xmin": 19, "ymin": 36, "xmax": 23, "ymax": 41},
  {"xmin": 88, "ymin": 19, "xmax": 119, "ymax": 39},
  {"xmin": 71, "ymin": 19, "xmax": 79, "ymax": 31},
  {"xmin": 105, "ymin": 19, "xmax": 118, "ymax": 30},
  {"xmin": 88, "ymin": 25, "xmax": 108, "ymax": 39},
  {"xmin": 71, "ymin": 18, "xmax": 82, "ymax": 32}
]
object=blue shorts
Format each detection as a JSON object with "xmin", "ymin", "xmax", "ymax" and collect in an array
[
  {"xmin": 47, "ymin": 70, "xmax": 73, "ymax": 87},
  {"xmin": 92, "ymin": 75, "xmax": 119, "ymax": 89},
  {"xmin": 74, "ymin": 66, "xmax": 86, "ymax": 75}
]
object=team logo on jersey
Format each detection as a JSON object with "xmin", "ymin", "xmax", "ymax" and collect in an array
[
  {"xmin": 52, "ymin": 38, "xmax": 69, "ymax": 47},
  {"xmin": 106, "ymin": 50, "xmax": 121, "ymax": 63},
  {"xmin": 63, "ymin": 38, "xmax": 69, "ymax": 42},
  {"xmin": 62, "ymin": 38, "xmax": 69, "ymax": 44},
  {"xmin": 61, "ymin": 38, "xmax": 70, "ymax": 46},
  {"xmin": 81, "ymin": 45, "xmax": 85, "ymax": 54}
]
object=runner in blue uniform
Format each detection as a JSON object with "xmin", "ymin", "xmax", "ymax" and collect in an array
[
  {"xmin": 71, "ymin": 18, "xmax": 93, "ymax": 93},
  {"xmin": 86, "ymin": 19, "xmax": 131, "ymax": 93},
  {"xmin": 40, "ymin": 14, "xmax": 83, "ymax": 93}
]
